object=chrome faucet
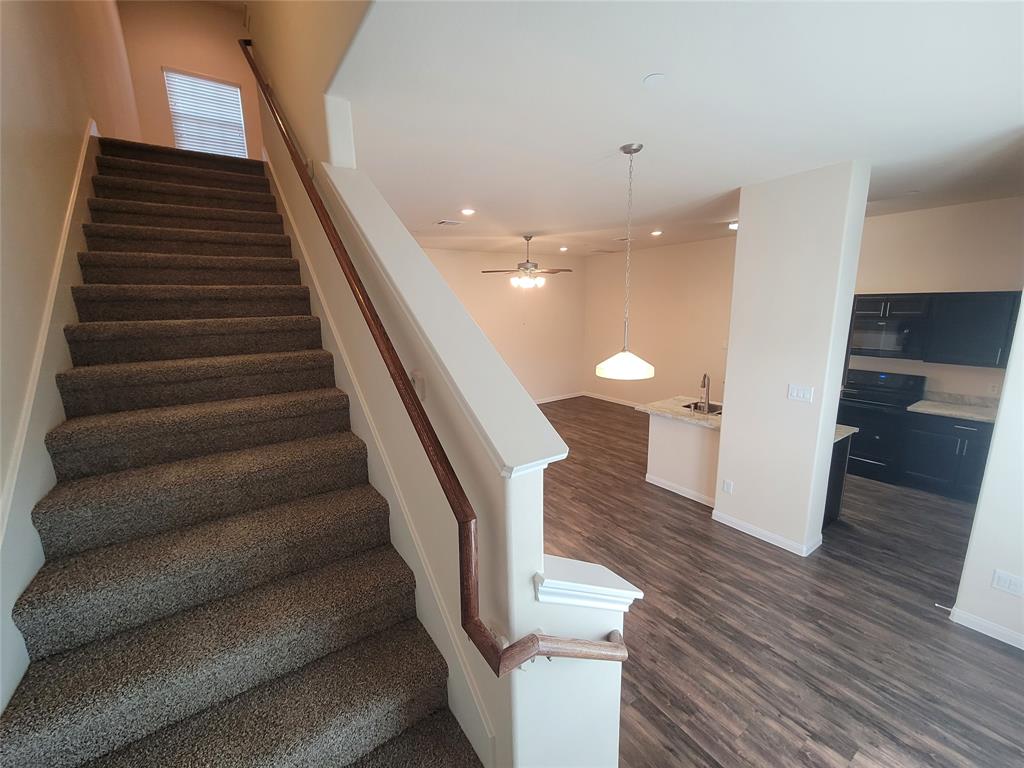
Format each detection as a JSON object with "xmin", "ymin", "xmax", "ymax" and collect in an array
[{"xmin": 699, "ymin": 373, "xmax": 711, "ymax": 413}]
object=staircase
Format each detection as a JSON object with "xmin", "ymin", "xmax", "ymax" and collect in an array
[{"xmin": 0, "ymin": 138, "xmax": 481, "ymax": 768}]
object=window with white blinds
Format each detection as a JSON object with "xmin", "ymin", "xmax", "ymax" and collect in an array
[{"xmin": 163, "ymin": 70, "xmax": 248, "ymax": 158}]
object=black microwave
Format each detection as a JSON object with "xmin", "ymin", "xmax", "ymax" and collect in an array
[
  {"xmin": 848, "ymin": 294, "xmax": 929, "ymax": 359},
  {"xmin": 849, "ymin": 316, "xmax": 926, "ymax": 358}
]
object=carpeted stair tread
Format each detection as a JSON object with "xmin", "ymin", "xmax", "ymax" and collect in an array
[
  {"xmin": 93, "ymin": 175, "xmax": 277, "ymax": 212},
  {"xmin": 97, "ymin": 155, "xmax": 271, "ymax": 193},
  {"xmin": 85, "ymin": 621, "xmax": 448, "ymax": 768},
  {"xmin": 0, "ymin": 548, "xmax": 416, "ymax": 768},
  {"xmin": 78, "ymin": 252, "xmax": 300, "ymax": 285},
  {"xmin": 15, "ymin": 484, "xmax": 390, "ymax": 660},
  {"xmin": 57, "ymin": 348, "xmax": 335, "ymax": 416},
  {"xmin": 98, "ymin": 137, "xmax": 266, "ymax": 176},
  {"xmin": 352, "ymin": 709, "xmax": 483, "ymax": 768},
  {"xmin": 46, "ymin": 388, "xmax": 350, "ymax": 479},
  {"xmin": 64, "ymin": 315, "xmax": 322, "ymax": 366},
  {"xmin": 88, "ymin": 198, "xmax": 284, "ymax": 233},
  {"xmin": 33, "ymin": 430, "xmax": 368, "ymax": 558},
  {"xmin": 72, "ymin": 283, "xmax": 310, "ymax": 321},
  {"xmin": 84, "ymin": 222, "xmax": 291, "ymax": 257}
]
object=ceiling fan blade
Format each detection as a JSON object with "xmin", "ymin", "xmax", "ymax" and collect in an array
[
  {"xmin": 534, "ymin": 268, "xmax": 573, "ymax": 274},
  {"xmin": 480, "ymin": 269, "xmax": 519, "ymax": 274}
]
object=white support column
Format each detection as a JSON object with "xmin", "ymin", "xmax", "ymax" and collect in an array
[{"xmin": 713, "ymin": 161, "xmax": 871, "ymax": 556}]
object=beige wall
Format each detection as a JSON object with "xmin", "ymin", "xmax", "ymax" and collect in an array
[
  {"xmin": 427, "ymin": 249, "xmax": 588, "ymax": 401},
  {"xmin": 246, "ymin": 0, "xmax": 369, "ymax": 165},
  {"xmin": 582, "ymin": 238, "xmax": 735, "ymax": 405},
  {"xmin": 1, "ymin": 0, "xmax": 138, "ymax": 496},
  {"xmin": 952, "ymin": 308, "xmax": 1023, "ymax": 647},
  {"xmin": 714, "ymin": 161, "xmax": 870, "ymax": 553},
  {"xmin": 1, "ymin": 0, "xmax": 140, "ymax": 711},
  {"xmin": 117, "ymin": 1, "xmax": 263, "ymax": 158}
]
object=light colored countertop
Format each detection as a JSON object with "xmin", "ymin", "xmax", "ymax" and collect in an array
[
  {"xmin": 636, "ymin": 395, "xmax": 722, "ymax": 431},
  {"xmin": 907, "ymin": 399, "xmax": 997, "ymax": 424},
  {"xmin": 834, "ymin": 424, "xmax": 859, "ymax": 443},
  {"xmin": 639, "ymin": 395, "xmax": 860, "ymax": 442}
]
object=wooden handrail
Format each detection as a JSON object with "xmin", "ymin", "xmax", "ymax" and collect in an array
[{"xmin": 238, "ymin": 39, "xmax": 627, "ymax": 676}]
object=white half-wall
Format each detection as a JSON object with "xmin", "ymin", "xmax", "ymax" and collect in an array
[
  {"xmin": 951, "ymin": 309, "xmax": 1024, "ymax": 650},
  {"xmin": 713, "ymin": 161, "xmax": 871, "ymax": 556}
]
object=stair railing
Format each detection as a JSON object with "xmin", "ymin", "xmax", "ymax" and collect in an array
[{"xmin": 238, "ymin": 39, "xmax": 626, "ymax": 677}]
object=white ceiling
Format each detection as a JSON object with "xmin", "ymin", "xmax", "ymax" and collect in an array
[{"xmin": 330, "ymin": 1, "xmax": 1023, "ymax": 257}]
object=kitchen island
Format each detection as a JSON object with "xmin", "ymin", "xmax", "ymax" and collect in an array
[
  {"xmin": 638, "ymin": 395, "xmax": 858, "ymax": 514},
  {"xmin": 636, "ymin": 396, "xmax": 722, "ymax": 506}
]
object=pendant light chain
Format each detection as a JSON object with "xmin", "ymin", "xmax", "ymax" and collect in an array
[{"xmin": 622, "ymin": 150, "xmax": 635, "ymax": 350}]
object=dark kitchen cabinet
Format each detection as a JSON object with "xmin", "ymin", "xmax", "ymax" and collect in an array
[
  {"xmin": 923, "ymin": 292, "xmax": 1019, "ymax": 368},
  {"xmin": 901, "ymin": 413, "xmax": 994, "ymax": 501},
  {"xmin": 903, "ymin": 429, "xmax": 960, "ymax": 495}
]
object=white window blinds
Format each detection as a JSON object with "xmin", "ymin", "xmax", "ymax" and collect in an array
[{"xmin": 163, "ymin": 70, "xmax": 248, "ymax": 158}]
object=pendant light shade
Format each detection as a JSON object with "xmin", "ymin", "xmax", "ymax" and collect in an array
[
  {"xmin": 596, "ymin": 350, "xmax": 655, "ymax": 380},
  {"xmin": 595, "ymin": 143, "xmax": 655, "ymax": 381}
]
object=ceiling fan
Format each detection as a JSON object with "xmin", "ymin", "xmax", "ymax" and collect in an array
[{"xmin": 481, "ymin": 235, "xmax": 572, "ymax": 288}]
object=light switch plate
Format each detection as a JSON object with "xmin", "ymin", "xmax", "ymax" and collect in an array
[
  {"xmin": 787, "ymin": 384, "xmax": 814, "ymax": 403},
  {"xmin": 992, "ymin": 569, "xmax": 1023, "ymax": 596}
]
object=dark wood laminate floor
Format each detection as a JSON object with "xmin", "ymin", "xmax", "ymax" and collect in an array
[{"xmin": 540, "ymin": 396, "xmax": 1023, "ymax": 768}]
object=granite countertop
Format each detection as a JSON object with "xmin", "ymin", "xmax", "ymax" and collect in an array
[
  {"xmin": 636, "ymin": 395, "xmax": 722, "ymax": 431},
  {"xmin": 834, "ymin": 424, "xmax": 859, "ymax": 443},
  {"xmin": 907, "ymin": 399, "xmax": 998, "ymax": 423}
]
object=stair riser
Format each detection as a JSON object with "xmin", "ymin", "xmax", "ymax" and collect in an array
[
  {"xmin": 17, "ymin": 498, "xmax": 389, "ymax": 659},
  {"xmin": 74, "ymin": 294, "xmax": 310, "ymax": 322},
  {"xmin": 94, "ymin": 179, "xmax": 278, "ymax": 213},
  {"xmin": 80, "ymin": 263, "xmax": 301, "ymax": 286},
  {"xmin": 50, "ymin": 407, "xmax": 350, "ymax": 480},
  {"xmin": 7, "ymin": 593, "xmax": 415, "ymax": 768},
  {"xmin": 67, "ymin": 326, "xmax": 323, "ymax": 366},
  {"xmin": 90, "ymin": 209, "xmax": 284, "ymax": 234},
  {"xmin": 99, "ymin": 139, "xmax": 266, "ymax": 177},
  {"xmin": 59, "ymin": 364, "xmax": 335, "ymax": 417},
  {"xmin": 35, "ymin": 443, "xmax": 369, "ymax": 558},
  {"xmin": 84, "ymin": 232, "xmax": 290, "ymax": 258},
  {"xmin": 97, "ymin": 162, "xmax": 271, "ymax": 193}
]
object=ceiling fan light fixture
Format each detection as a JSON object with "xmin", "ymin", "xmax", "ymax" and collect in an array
[
  {"xmin": 535, "ymin": 276, "xmax": 546, "ymax": 287},
  {"xmin": 510, "ymin": 276, "xmax": 521, "ymax": 287}
]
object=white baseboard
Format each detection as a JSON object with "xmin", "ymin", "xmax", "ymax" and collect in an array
[
  {"xmin": 645, "ymin": 473, "xmax": 715, "ymax": 507},
  {"xmin": 950, "ymin": 607, "xmax": 1024, "ymax": 651},
  {"xmin": 711, "ymin": 509, "xmax": 821, "ymax": 557},
  {"xmin": 534, "ymin": 392, "xmax": 585, "ymax": 404},
  {"xmin": 578, "ymin": 391, "xmax": 643, "ymax": 408}
]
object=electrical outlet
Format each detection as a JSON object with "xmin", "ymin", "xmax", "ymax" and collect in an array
[
  {"xmin": 721, "ymin": 479, "xmax": 734, "ymax": 494},
  {"xmin": 992, "ymin": 569, "xmax": 1023, "ymax": 596},
  {"xmin": 787, "ymin": 384, "xmax": 814, "ymax": 403}
]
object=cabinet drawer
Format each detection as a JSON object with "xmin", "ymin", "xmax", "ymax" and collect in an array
[{"xmin": 906, "ymin": 412, "xmax": 993, "ymax": 438}]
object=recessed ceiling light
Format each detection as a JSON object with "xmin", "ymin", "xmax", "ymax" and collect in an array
[
  {"xmin": 728, "ymin": 221, "xmax": 739, "ymax": 231},
  {"xmin": 559, "ymin": 246, "xmax": 568, "ymax": 252},
  {"xmin": 650, "ymin": 230, "xmax": 663, "ymax": 237},
  {"xmin": 461, "ymin": 208, "xmax": 476, "ymax": 216}
]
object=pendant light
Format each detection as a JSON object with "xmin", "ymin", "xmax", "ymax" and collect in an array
[{"xmin": 595, "ymin": 144, "xmax": 655, "ymax": 380}]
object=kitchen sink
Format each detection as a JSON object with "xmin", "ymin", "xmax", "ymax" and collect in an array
[{"xmin": 687, "ymin": 401, "xmax": 723, "ymax": 416}]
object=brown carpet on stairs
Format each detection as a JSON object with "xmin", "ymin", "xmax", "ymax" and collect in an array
[{"xmin": 0, "ymin": 136, "xmax": 480, "ymax": 768}]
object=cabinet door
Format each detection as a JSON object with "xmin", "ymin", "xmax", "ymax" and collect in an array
[
  {"xmin": 902, "ymin": 429, "xmax": 960, "ymax": 494},
  {"xmin": 924, "ymin": 293, "xmax": 1017, "ymax": 367},
  {"xmin": 853, "ymin": 296, "xmax": 887, "ymax": 317},
  {"xmin": 885, "ymin": 295, "xmax": 929, "ymax": 318},
  {"xmin": 955, "ymin": 434, "xmax": 992, "ymax": 500}
]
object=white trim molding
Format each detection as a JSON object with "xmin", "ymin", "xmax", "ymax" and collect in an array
[
  {"xmin": 711, "ymin": 509, "xmax": 822, "ymax": 557},
  {"xmin": 645, "ymin": 473, "xmax": 715, "ymax": 507},
  {"xmin": 533, "ymin": 392, "xmax": 585, "ymax": 405},
  {"xmin": 950, "ymin": 608, "xmax": 1024, "ymax": 651},
  {"xmin": 535, "ymin": 555, "xmax": 643, "ymax": 613}
]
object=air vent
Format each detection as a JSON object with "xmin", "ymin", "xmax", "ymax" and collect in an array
[
  {"xmin": 591, "ymin": 249, "xmax": 617, "ymax": 254},
  {"xmin": 435, "ymin": 220, "xmax": 463, "ymax": 226}
]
